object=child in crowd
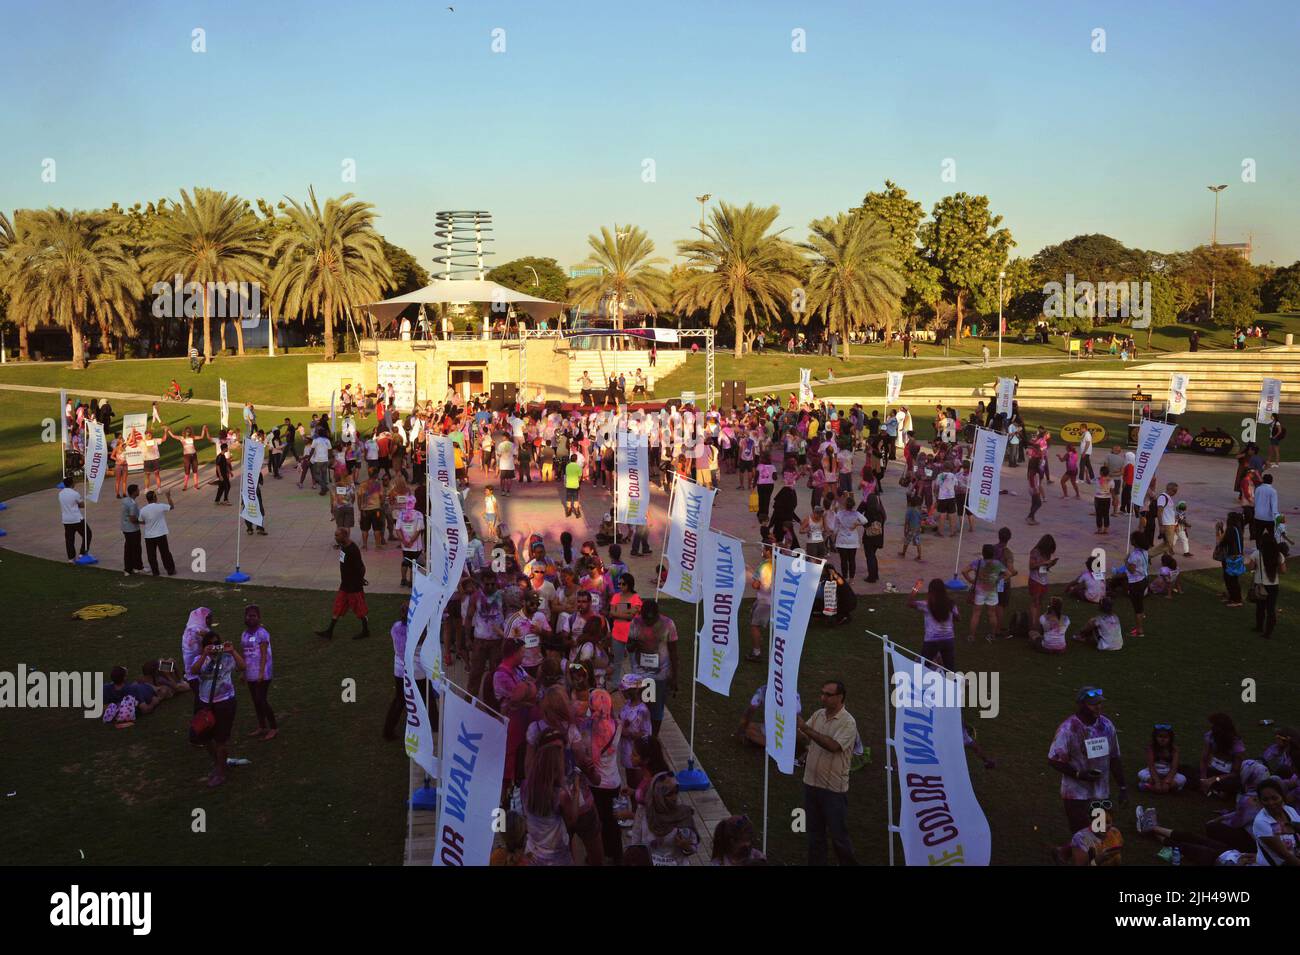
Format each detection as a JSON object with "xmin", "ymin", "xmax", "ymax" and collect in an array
[
  {"xmin": 1174, "ymin": 501, "xmax": 1193, "ymax": 557},
  {"xmin": 1065, "ymin": 557, "xmax": 1107, "ymax": 603},
  {"xmin": 1074, "ymin": 596, "xmax": 1124, "ymax": 651},
  {"xmin": 1029, "ymin": 596, "xmax": 1069, "ymax": 654},
  {"xmin": 483, "ymin": 485, "xmax": 498, "ymax": 536},
  {"xmin": 1137, "ymin": 723, "xmax": 1186, "ymax": 793},
  {"xmin": 898, "ymin": 494, "xmax": 923, "ymax": 561},
  {"xmin": 1148, "ymin": 553, "xmax": 1182, "ymax": 598}
]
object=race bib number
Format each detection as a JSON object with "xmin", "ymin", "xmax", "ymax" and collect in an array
[
  {"xmin": 640, "ymin": 652, "xmax": 660, "ymax": 670},
  {"xmin": 1084, "ymin": 736, "xmax": 1110, "ymax": 759},
  {"xmin": 338, "ymin": 551, "xmax": 346, "ymax": 564},
  {"xmin": 524, "ymin": 635, "xmax": 540, "ymax": 649}
]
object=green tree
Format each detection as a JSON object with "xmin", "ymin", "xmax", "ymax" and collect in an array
[
  {"xmin": 918, "ymin": 193, "xmax": 1014, "ymax": 339},
  {"xmin": 487, "ymin": 256, "xmax": 568, "ymax": 305},
  {"xmin": 570, "ymin": 226, "xmax": 670, "ymax": 343},
  {"xmin": 856, "ymin": 180, "xmax": 941, "ymax": 323},
  {"xmin": 382, "ymin": 239, "xmax": 431, "ymax": 298},
  {"xmin": 267, "ymin": 188, "xmax": 393, "ymax": 360},
  {"xmin": 798, "ymin": 212, "xmax": 904, "ymax": 356},
  {"xmin": 674, "ymin": 202, "xmax": 804, "ymax": 358},
  {"xmin": 1260, "ymin": 262, "xmax": 1300, "ymax": 313},
  {"xmin": 5, "ymin": 208, "xmax": 143, "ymax": 369},
  {"xmin": 142, "ymin": 188, "xmax": 267, "ymax": 360},
  {"xmin": 1171, "ymin": 246, "xmax": 1259, "ymax": 327}
]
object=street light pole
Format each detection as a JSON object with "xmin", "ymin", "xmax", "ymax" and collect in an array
[
  {"xmin": 997, "ymin": 270, "xmax": 1006, "ymax": 359},
  {"xmin": 1207, "ymin": 184, "xmax": 1227, "ymax": 325}
]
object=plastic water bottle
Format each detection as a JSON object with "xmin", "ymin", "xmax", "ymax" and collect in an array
[{"xmin": 1171, "ymin": 847, "xmax": 1181, "ymax": 866}]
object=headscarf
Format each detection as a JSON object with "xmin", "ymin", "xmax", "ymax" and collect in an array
[
  {"xmin": 645, "ymin": 771, "xmax": 695, "ymax": 837},
  {"xmin": 1239, "ymin": 758, "xmax": 1269, "ymax": 794},
  {"xmin": 181, "ymin": 607, "xmax": 212, "ymax": 673}
]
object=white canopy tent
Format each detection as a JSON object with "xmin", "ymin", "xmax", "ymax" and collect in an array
[{"xmin": 360, "ymin": 280, "xmax": 564, "ymax": 331}]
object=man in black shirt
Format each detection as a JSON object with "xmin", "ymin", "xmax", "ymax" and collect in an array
[{"xmin": 316, "ymin": 528, "xmax": 371, "ymax": 639}]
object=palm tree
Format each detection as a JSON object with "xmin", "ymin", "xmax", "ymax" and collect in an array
[
  {"xmin": 800, "ymin": 213, "xmax": 905, "ymax": 357},
  {"xmin": 674, "ymin": 202, "xmax": 804, "ymax": 358},
  {"xmin": 569, "ymin": 226, "xmax": 671, "ymax": 346},
  {"xmin": 267, "ymin": 188, "xmax": 393, "ymax": 360},
  {"xmin": 142, "ymin": 188, "xmax": 267, "ymax": 361},
  {"xmin": 4, "ymin": 209, "xmax": 142, "ymax": 369}
]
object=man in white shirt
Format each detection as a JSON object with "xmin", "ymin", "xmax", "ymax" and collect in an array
[
  {"xmin": 496, "ymin": 436, "xmax": 517, "ymax": 495},
  {"xmin": 310, "ymin": 430, "xmax": 333, "ymax": 495},
  {"xmin": 1252, "ymin": 473, "xmax": 1279, "ymax": 542},
  {"xmin": 1078, "ymin": 427, "xmax": 1095, "ymax": 483},
  {"xmin": 59, "ymin": 483, "xmax": 91, "ymax": 562},
  {"xmin": 139, "ymin": 489, "xmax": 177, "ymax": 576},
  {"xmin": 1150, "ymin": 481, "xmax": 1180, "ymax": 557},
  {"xmin": 935, "ymin": 465, "xmax": 958, "ymax": 537}
]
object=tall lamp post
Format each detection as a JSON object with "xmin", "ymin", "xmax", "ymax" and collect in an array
[
  {"xmin": 997, "ymin": 270, "xmax": 1006, "ymax": 359},
  {"xmin": 1207, "ymin": 184, "xmax": 1227, "ymax": 325},
  {"xmin": 694, "ymin": 195, "xmax": 712, "ymax": 332}
]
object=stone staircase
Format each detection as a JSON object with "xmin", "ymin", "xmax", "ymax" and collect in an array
[{"xmin": 897, "ymin": 346, "xmax": 1299, "ymax": 413}]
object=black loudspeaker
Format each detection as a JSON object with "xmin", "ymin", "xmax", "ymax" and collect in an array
[
  {"xmin": 664, "ymin": 397, "xmax": 682, "ymax": 412},
  {"xmin": 545, "ymin": 400, "xmax": 562, "ymax": 416},
  {"xmin": 491, "ymin": 382, "xmax": 518, "ymax": 411},
  {"xmin": 721, "ymin": 379, "xmax": 746, "ymax": 410}
]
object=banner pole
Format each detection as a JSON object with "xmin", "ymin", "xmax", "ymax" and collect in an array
[
  {"xmin": 882, "ymin": 636, "xmax": 896, "ymax": 867},
  {"xmin": 948, "ymin": 504, "xmax": 967, "ymax": 587},
  {"xmin": 74, "ymin": 421, "xmax": 97, "ymax": 564},
  {"xmin": 653, "ymin": 473, "xmax": 678, "ymax": 597}
]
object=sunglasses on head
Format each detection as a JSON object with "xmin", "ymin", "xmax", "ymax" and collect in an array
[
  {"xmin": 1081, "ymin": 688, "xmax": 1104, "ymax": 701},
  {"xmin": 1153, "ymin": 722, "xmax": 1173, "ymax": 731},
  {"xmin": 1089, "ymin": 800, "xmax": 1113, "ymax": 811}
]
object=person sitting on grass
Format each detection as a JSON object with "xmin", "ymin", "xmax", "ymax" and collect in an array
[
  {"xmin": 964, "ymin": 722, "xmax": 996, "ymax": 769},
  {"xmin": 101, "ymin": 666, "xmax": 160, "ymax": 725},
  {"xmin": 1029, "ymin": 596, "xmax": 1070, "ymax": 654},
  {"xmin": 1147, "ymin": 553, "xmax": 1182, "ymax": 598},
  {"xmin": 1137, "ymin": 723, "xmax": 1186, "ymax": 793},
  {"xmin": 1073, "ymin": 596, "xmax": 1124, "ymax": 651},
  {"xmin": 1134, "ymin": 807, "xmax": 1255, "ymax": 865},
  {"xmin": 1052, "ymin": 804, "xmax": 1122, "ymax": 866},
  {"xmin": 1065, "ymin": 557, "xmax": 1106, "ymax": 603},
  {"xmin": 136, "ymin": 659, "xmax": 191, "ymax": 701}
]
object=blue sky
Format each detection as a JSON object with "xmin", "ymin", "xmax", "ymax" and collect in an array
[{"xmin": 2, "ymin": 0, "xmax": 1297, "ymax": 272}]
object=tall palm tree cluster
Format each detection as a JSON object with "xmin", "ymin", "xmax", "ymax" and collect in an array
[
  {"xmin": 0, "ymin": 187, "xmax": 393, "ymax": 367},
  {"xmin": 571, "ymin": 201, "xmax": 908, "ymax": 357}
]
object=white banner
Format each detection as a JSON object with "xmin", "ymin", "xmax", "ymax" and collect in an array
[
  {"xmin": 122, "ymin": 414, "xmax": 147, "ymax": 472},
  {"xmin": 1131, "ymin": 419, "xmax": 1175, "ymax": 505},
  {"xmin": 660, "ymin": 476, "xmax": 716, "ymax": 603},
  {"xmin": 434, "ymin": 687, "xmax": 508, "ymax": 867},
  {"xmin": 239, "ymin": 439, "xmax": 266, "ymax": 526},
  {"xmin": 799, "ymin": 368, "xmax": 813, "ymax": 404},
  {"xmin": 1167, "ymin": 373, "xmax": 1189, "ymax": 416},
  {"xmin": 887, "ymin": 645, "xmax": 992, "ymax": 866},
  {"xmin": 765, "ymin": 547, "xmax": 823, "ymax": 775},
  {"xmin": 341, "ymin": 416, "xmax": 356, "ymax": 444},
  {"xmin": 378, "ymin": 360, "xmax": 417, "ymax": 413},
  {"xmin": 329, "ymin": 390, "xmax": 336, "ymax": 436},
  {"xmin": 59, "ymin": 390, "xmax": 69, "ymax": 449},
  {"xmin": 695, "ymin": 531, "xmax": 746, "ymax": 696},
  {"xmin": 968, "ymin": 428, "xmax": 1009, "ymax": 523},
  {"xmin": 616, "ymin": 428, "xmax": 649, "ymax": 525},
  {"xmin": 85, "ymin": 421, "xmax": 108, "ymax": 503},
  {"xmin": 219, "ymin": 379, "xmax": 229, "ymax": 430},
  {"xmin": 885, "ymin": 371, "xmax": 904, "ymax": 405},
  {"xmin": 1257, "ymin": 378, "xmax": 1282, "ymax": 424},
  {"xmin": 419, "ymin": 477, "xmax": 468, "ymax": 679},
  {"xmin": 402, "ymin": 569, "xmax": 439, "ymax": 778},
  {"xmin": 427, "ymin": 433, "xmax": 456, "ymax": 490},
  {"xmin": 995, "ymin": 377, "xmax": 1015, "ymax": 417}
]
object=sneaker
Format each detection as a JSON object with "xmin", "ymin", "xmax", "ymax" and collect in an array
[
  {"xmin": 1142, "ymin": 807, "xmax": 1159, "ymax": 833},
  {"xmin": 1135, "ymin": 805, "xmax": 1149, "ymax": 833}
]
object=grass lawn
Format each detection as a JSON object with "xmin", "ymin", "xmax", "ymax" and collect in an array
[
  {"xmin": 0, "ymin": 352, "xmax": 356, "ymax": 408},
  {"xmin": 658, "ymin": 565, "xmax": 1300, "ymax": 866},
  {"xmin": 0, "ymin": 549, "xmax": 409, "ymax": 866},
  {"xmin": 0, "ymin": 392, "xmax": 382, "ymax": 502}
]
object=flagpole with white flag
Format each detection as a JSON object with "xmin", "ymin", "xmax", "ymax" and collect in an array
[
  {"xmin": 951, "ymin": 428, "xmax": 1009, "ymax": 588},
  {"xmin": 227, "ymin": 436, "xmax": 264, "ymax": 583},
  {"xmin": 74, "ymin": 421, "xmax": 98, "ymax": 565}
]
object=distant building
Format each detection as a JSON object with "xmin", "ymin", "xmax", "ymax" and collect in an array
[
  {"xmin": 568, "ymin": 266, "xmax": 604, "ymax": 279},
  {"xmin": 1218, "ymin": 241, "xmax": 1252, "ymax": 262}
]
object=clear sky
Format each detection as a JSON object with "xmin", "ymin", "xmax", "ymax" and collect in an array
[{"xmin": 2, "ymin": 0, "xmax": 1297, "ymax": 272}]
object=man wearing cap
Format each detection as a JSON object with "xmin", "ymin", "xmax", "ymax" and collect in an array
[{"xmin": 1048, "ymin": 687, "xmax": 1127, "ymax": 834}]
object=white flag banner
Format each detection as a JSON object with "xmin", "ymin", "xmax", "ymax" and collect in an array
[
  {"xmin": 85, "ymin": 421, "xmax": 109, "ymax": 503},
  {"xmin": 799, "ymin": 368, "xmax": 813, "ymax": 404},
  {"xmin": 239, "ymin": 439, "xmax": 266, "ymax": 526},
  {"xmin": 885, "ymin": 371, "xmax": 904, "ymax": 404},
  {"xmin": 616, "ymin": 428, "xmax": 649, "ymax": 525},
  {"xmin": 434, "ymin": 687, "xmax": 508, "ymax": 867},
  {"xmin": 968, "ymin": 428, "xmax": 1009, "ymax": 523},
  {"xmin": 765, "ymin": 548, "xmax": 823, "ymax": 775},
  {"xmin": 660, "ymin": 476, "xmax": 716, "ymax": 603},
  {"xmin": 122, "ymin": 414, "xmax": 147, "ymax": 472},
  {"xmin": 219, "ymin": 379, "xmax": 229, "ymax": 429},
  {"xmin": 341, "ymin": 416, "xmax": 356, "ymax": 443},
  {"xmin": 887, "ymin": 645, "xmax": 992, "ymax": 866},
  {"xmin": 1167, "ymin": 373, "xmax": 1189, "ymax": 416},
  {"xmin": 995, "ymin": 377, "xmax": 1016, "ymax": 417},
  {"xmin": 428, "ymin": 433, "xmax": 456, "ymax": 489},
  {"xmin": 1257, "ymin": 378, "xmax": 1282, "ymax": 424},
  {"xmin": 1131, "ymin": 418, "xmax": 1176, "ymax": 505},
  {"xmin": 59, "ymin": 390, "xmax": 69, "ymax": 449},
  {"xmin": 329, "ymin": 390, "xmax": 336, "ymax": 436},
  {"xmin": 402, "ymin": 570, "xmax": 439, "ymax": 778},
  {"xmin": 696, "ymin": 531, "xmax": 746, "ymax": 696},
  {"xmin": 419, "ymin": 478, "xmax": 468, "ymax": 678}
]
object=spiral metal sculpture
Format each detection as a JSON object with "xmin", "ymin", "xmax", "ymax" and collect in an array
[{"xmin": 432, "ymin": 210, "xmax": 494, "ymax": 280}]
